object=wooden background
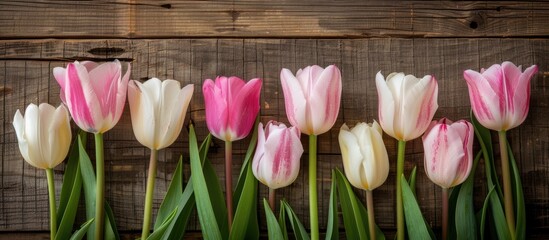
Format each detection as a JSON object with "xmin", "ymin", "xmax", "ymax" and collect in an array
[{"xmin": 1, "ymin": 1, "xmax": 548, "ymax": 238}]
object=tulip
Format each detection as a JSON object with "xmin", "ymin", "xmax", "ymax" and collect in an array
[
  {"xmin": 54, "ymin": 60, "xmax": 130, "ymax": 134},
  {"xmin": 13, "ymin": 103, "xmax": 72, "ymax": 170},
  {"xmin": 375, "ymin": 71, "xmax": 438, "ymax": 141},
  {"xmin": 423, "ymin": 118, "xmax": 474, "ymax": 189},
  {"xmin": 202, "ymin": 76, "xmax": 262, "ymax": 227},
  {"xmin": 54, "ymin": 60, "xmax": 130, "ymax": 239},
  {"xmin": 252, "ymin": 121, "xmax": 303, "ymax": 210},
  {"xmin": 338, "ymin": 121, "xmax": 389, "ymax": 191},
  {"xmin": 422, "ymin": 118, "xmax": 474, "ymax": 240},
  {"xmin": 339, "ymin": 120, "xmax": 389, "ymax": 240},
  {"xmin": 280, "ymin": 65, "xmax": 342, "ymax": 240},
  {"xmin": 13, "ymin": 103, "xmax": 72, "ymax": 240},
  {"xmin": 463, "ymin": 61, "xmax": 537, "ymax": 132},
  {"xmin": 375, "ymin": 71, "xmax": 438, "ymax": 240},
  {"xmin": 128, "ymin": 78, "xmax": 194, "ymax": 150},
  {"xmin": 128, "ymin": 78, "xmax": 194, "ymax": 239},
  {"xmin": 202, "ymin": 76, "xmax": 262, "ymax": 142},
  {"xmin": 280, "ymin": 65, "xmax": 342, "ymax": 136},
  {"xmin": 464, "ymin": 61, "xmax": 537, "ymax": 239}
]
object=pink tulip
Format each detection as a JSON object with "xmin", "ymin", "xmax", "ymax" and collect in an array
[
  {"xmin": 280, "ymin": 65, "xmax": 342, "ymax": 135},
  {"xmin": 375, "ymin": 71, "xmax": 438, "ymax": 141},
  {"xmin": 423, "ymin": 118, "xmax": 474, "ymax": 189},
  {"xmin": 463, "ymin": 61, "xmax": 538, "ymax": 131},
  {"xmin": 252, "ymin": 121, "xmax": 303, "ymax": 189},
  {"xmin": 54, "ymin": 60, "xmax": 130, "ymax": 133},
  {"xmin": 202, "ymin": 76, "xmax": 262, "ymax": 142}
]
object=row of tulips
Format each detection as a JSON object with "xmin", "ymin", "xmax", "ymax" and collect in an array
[{"xmin": 12, "ymin": 59, "xmax": 536, "ymax": 240}]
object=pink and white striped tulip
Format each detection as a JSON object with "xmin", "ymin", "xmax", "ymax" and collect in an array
[
  {"xmin": 280, "ymin": 65, "xmax": 342, "ymax": 135},
  {"xmin": 128, "ymin": 78, "xmax": 194, "ymax": 150},
  {"xmin": 463, "ymin": 61, "xmax": 538, "ymax": 131},
  {"xmin": 423, "ymin": 118, "xmax": 474, "ymax": 189},
  {"xmin": 375, "ymin": 71, "xmax": 438, "ymax": 141},
  {"xmin": 54, "ymin": 60, "xmax": 131, "ymax": 133},
  {"xmin": 338, "ymin": 121, "xmax": 389, "ymax": 191},
  {"xmin": 252, "ymin": 121, "xmax": 303, "ymax": 189},
  {"xmin": 13, "ymin": 103, "xmax": 72, "ymax": 169},
  {"xmin": 202, "ymin": 76, "xmax": 262, "ymax": 142}
]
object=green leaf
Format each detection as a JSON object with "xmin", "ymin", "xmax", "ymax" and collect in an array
[
  {"xmin": 407, "ymin": 166, "xmax": 417, "ymax": 197},
  {"xmin": 147, "ymin": 208, "xmax": 178, "ymax": 240},
  {"xmin": 57, "ymin": 131, "xmax": 86, "ymax": 225},
  {"xmin": 486, "ymin": 185, "xmax": 510, "ymax": 240},
  {"xmin": 508, "ymin": 144, "xmax": 525, "ymax": 240},
  {"xmin": 160, "ymin": 135, "xmax": 212, "ymax": 240},
  {"xmin": 471, "ymin": 112, "xmax": 503, "ymax": 199},
  {"xmin": 401, "ymin": 176, "xmax": 432, "ymax": 240},
  {"xmin": 232, "ymin": 119, "xmax": 260, "ymax": 239},
  {"xmin": 455, "ymin": 152, "xmax": 481, "ymax": 240},
  {"xmin": 325, "ymin": 170, "xmax": 339, "ymax": 240},
  {"xmin": 334, "ymin": 169, "xmax": 367, "ymax": 240},
  {"xmin": 203, "ymin": 157, "xmax": 229, "ymax": 238},
  {"xmin": 78, "ymin": 136, "xmax": 118, "ymax": 240},
  {"xmin": 154, "ymin": 157, "xmax": 184, "ymax": 230},
  {"xmin": 264, "ymin": 199, "xmax": 284, "ymax": 240},
  {"xmin": 104, "ymin": 201, "xmax": 119, "ymax": 240},
  {"xmin": 278, "ymin": 201, "xmax": 289, "ymax": 240},
  {"xmin": 282, "ymin": 201, "xmax": 310, "ymax": 240},
  {"xmin": 77, "ymin": 136, "xmax": 97, "ymax": 240},
  {"xmin": 447, "ymin": 185, "xmax": 460, "ymax": 240},
  {"xmin": 55, "ymin": 132, "xmax": 85, "ymax": 240},
  {"xmin": 229, "ymin": 157, "xmax": 258, "ymax": 240},
  {"xmin": 480, "ymin": 187, "xmax": 495, "ymax": 240},
  {"xmin": 189, "ymin": 125, "xmax": 222, "ymax": 240},
  {"xmin": 69, "ymin": 218, "xmax": 94, "ymax": 240}
]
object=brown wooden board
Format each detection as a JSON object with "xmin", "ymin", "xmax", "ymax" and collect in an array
[
  {"xmin": 1, "ymin": 1, "xmax": 549, "ymax": 39},
  {"xmin": 0, "ymin": 39, "xmax": 547, "ymax": 238}
]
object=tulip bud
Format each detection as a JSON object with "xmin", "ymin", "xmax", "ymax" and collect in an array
[
  {"xmin": 463, "ymin": 61, "xmax": 538, "ymax": 131},
  {"xmin": 280, "ymin": 65, "xmax": 342, "ymax": 135},
  {"xmin": 375, "ymin": 71, "xmax": 438, "ymax": 141},
  {"xmin": 252, "ymin": 121, "xmax": 303, "ymax": 189},
  {"xmin": 53, "ymin": 60, "xmax": 131, "ymax": 133},
  {"xmin": 422, "ymin": 118, "xmax": 474, "ymax": 189},
  {"xmin": 13, "ymin": 103, "xmax": 72, "ymax": 169},
  {"xmin": 202, "ymin": 76, "xmax": 262, "ymax": 142},
  {"xmin": 338, "ymin": 121, "xmax": 389, "ymax": 191},
  {"xmin": 128, "ymin": 78, "xmax": 194, "ymax": 150}
]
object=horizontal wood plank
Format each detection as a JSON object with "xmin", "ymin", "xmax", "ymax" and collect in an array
[
  {"xmin": 0, "ymin": 38, "xmax": 548, "ymax": 237},
  {"xmin": 0, "ymin": 1, "xmax": 548, "ymax": 38}
]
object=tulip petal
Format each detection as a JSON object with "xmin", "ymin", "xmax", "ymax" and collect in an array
[
  {"xmin": 463, "ymin": 69, "xmax": 503, "ymax": 130},
  {"xmin": 507, "ymin": 64, "xmax": 537, "ymax": 129},
  {"xmin": 229, "ymin": 78, "xmax": 262, "ymax": 141},
  {"xmin": 338, "ymin": 127, "xmax": 364, "ymax": 189},
  {"xmin": 13, "ymin": 109, "xmax": 36, "ymax": 168},
  {"xmin": 281, "ymin": 69, "xmax": 308, "ymax": 134},
  {"xmin": 65, "ymin": 63, "xmax": 100, "ymax": 131},
  {"xmin": 375, "ymin": 72, "xmax": 396, "ymax": 139},
  {"xmin": 401, "ymin": 75, "xmax": 438, "ymax": 140},
  {"xmin": 309, "ymin": 65, "xmax": 341, "ymax": 135},
  {"xmin": 23, "ymin": 104, "xmax": 46, "ymax": 168},
  {"xmin": 264, "ymin": 125, "xmax": 302, "ymax": 189},
  {"xmin": 49, "ymin": 105, "xmax": 72, "ymax": 168},
  {"xmin": 203, "ymin": 79, "xmax": 229, "ymax": 140},
  {"xmin": 88, "ymin": 60, "xmax": 121, "ymax": 117},
  {"xmin": 53, "ymin": 67, "xmax": 68, "ymax": 104},
  {"xmin": 252, "ymin": 123, "xmax": 267, "ymax": 184},
  {"xmin": 128, "ymin": 80, "xmax": 154, "ymax": 149}
]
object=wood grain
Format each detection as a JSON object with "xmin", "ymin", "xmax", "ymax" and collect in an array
[
  {"xmin": 0, "ymin": 1, "xmax": 548, "ymax": 38},
  {"xmin": 0, "ymin": 39, "xmax": 547, "ymax": 237}
]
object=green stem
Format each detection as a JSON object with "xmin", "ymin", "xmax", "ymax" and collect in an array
[
  {"xmin": 442, "ymin": 188, "xmax": 449, "ymax": 240},
  {"xmin": 269, "ymin": 187, "xmax": 276, "ymax": 212},
  {"xmin": 225, "ymin": 140, "xmax": 233, "ymax": 229},
  {"xmin": 94, "ymin": 133, "xmax": 105, "ymax": 240},
  {"xmin": 396, "ymin": 140, "xmax": 406, "ymax": 240},
  {"xmin": 309, "ymin": 134, "xmax": 319, "ymax": 240},
  {"xmin": 366, "ymin": 190, "xmax": 376, "ymax": 240},
  {"xmin": 499, "ymin": 131, "xmax": 515, "ymax": 239},
  {"xmin": 46, "ymin": 168, "xmax": 57, "ymax": 240},
  {"xmin": 141, "ymin": 148, "xmax": 158, "ymax": 240}
]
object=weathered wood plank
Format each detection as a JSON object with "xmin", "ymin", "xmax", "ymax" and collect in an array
[
  {"xmin": 1, "ymin": 1, "xmax": 549, "ymax": 38},
  {"xmin": 0, "ymin": 39, "xmax": 547, "ymax": 237}
]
